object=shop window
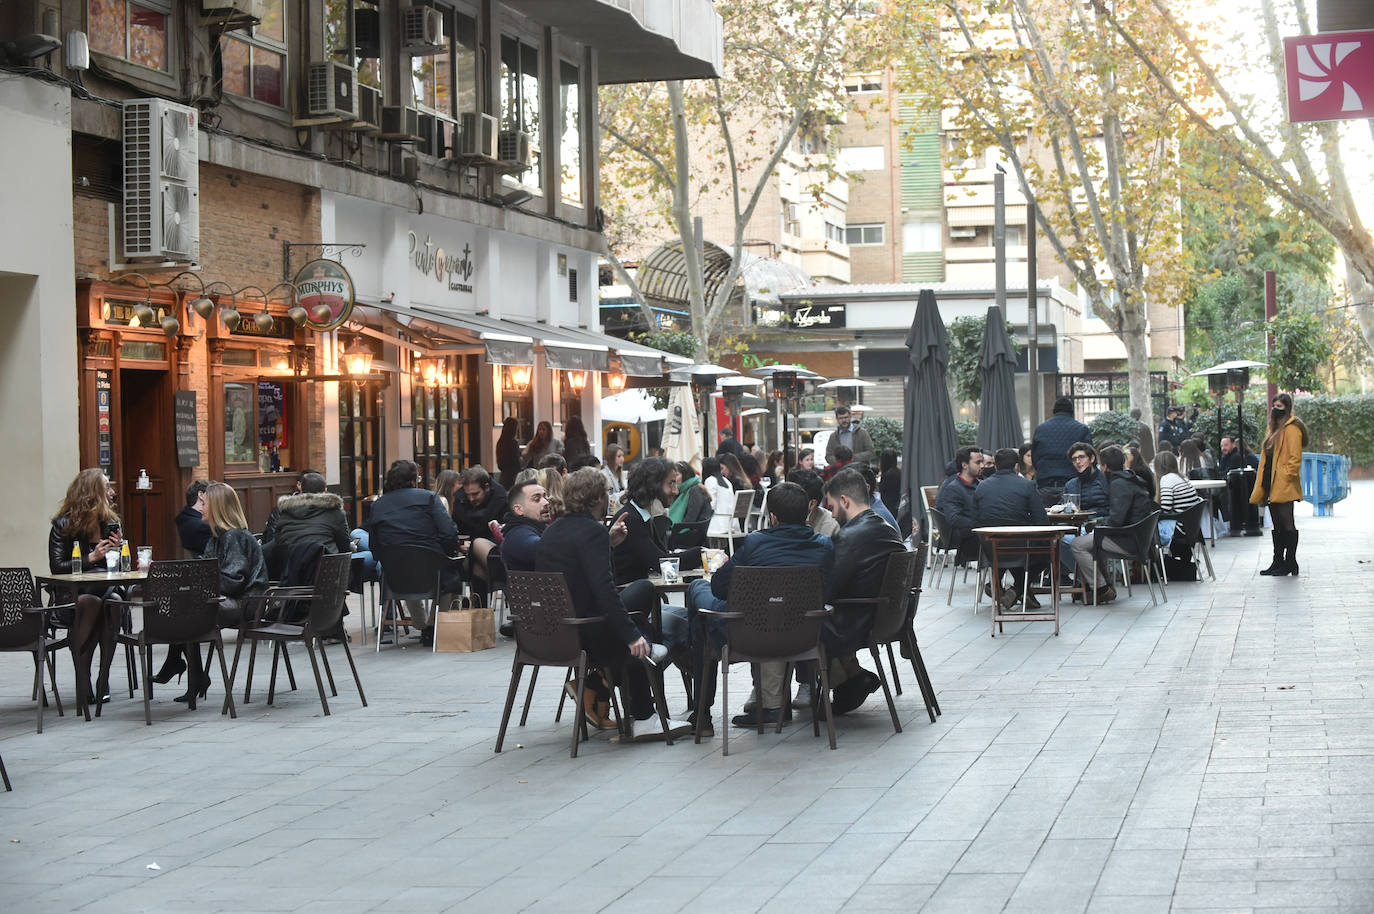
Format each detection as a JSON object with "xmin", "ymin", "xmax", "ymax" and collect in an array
[
  {"xmin": 89, "ymin": 0, "xmax": 170, "ymax": 72},
  {"xmin": 413, "ymin": 373, "xmax": 467, "ymax": 481},
  {"xmin": 560, "ymin": 60, "xmax": 582, "ymax": 205},
  {"xmin": 325, "ymin": 0, "xmax": 382, "ymax": 92},
  {"xmin": 500, "ymin": 34, "xmax": 542, "ymax": 191},
  {"xmin": 339, "ymin": 383, "xmax": 382, "ymax": 527},
  {"xmin": 223, "ymin": 380, "xmax": 293, "ymax": 472},
  {"xmin": 220, "ymin": 0, "xmax": 286, "ymax": 107}
]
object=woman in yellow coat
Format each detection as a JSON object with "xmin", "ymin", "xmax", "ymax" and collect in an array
[{"xmin": 1250, "ymin": 392, "xmax": 1308, "ymax": 576}]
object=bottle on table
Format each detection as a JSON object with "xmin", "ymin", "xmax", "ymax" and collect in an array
[
  {"xmin": 120, "ymin": 541, "xmax": 131, "ymax": 572},
  {"xmin": 71, "ymin": 543, "xmax": 82, "ymax": 575}
]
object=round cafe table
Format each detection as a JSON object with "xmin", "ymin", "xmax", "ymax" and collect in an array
[
  {"xmin": 972, "ymin": 525, "xmax": 1073, "ymax": 637},
  {"xmin": 36, "ymin": 568, "xmax": 149, "ymax": 719}
]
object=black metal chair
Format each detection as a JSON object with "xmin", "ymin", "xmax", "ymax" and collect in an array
[
  {"xmin": 497, "ymin": 571, "xmax": 607, "ymax": 758},
  {"xmin": 666, "ymin": 522, "xmax": 709, "ymax": 550},
  {"xmin": 927, "ymin": 506, "xmax": 980, "ymax": 605},
  {"xmin": 0, "ymin": 749, "xmax": 9, "ymax": 791},
  {"xmin": 223, "ymin": 552, "xmax": 366, "ymax": 716},
  {"xmin": 110, "ymin": 559, "xmax": 237, "ymax": 724},
  {"xmin": 1092, "ymin": 511, "xmax": 1168, "ymax": 606},
  {"xmin": 831, "ymin": 550, "xmax": 924, "ymax": 733},
  {"xmin": 1163, "ymin": 500, "xmax": 1215, "ymax": 581},
  {"xmin": 372, "ymin": 544, "xmax": 458, "ymax": 651},
  {"xmin": 695, "ymin": 565, "xmax": 835, "ymax": 756},
  {"xmin": 0, "ymin": 568, "xmax": 70, "ymax": 733}
]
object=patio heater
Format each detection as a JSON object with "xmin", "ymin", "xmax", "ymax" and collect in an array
[
  {"xmin": 718, "ymin": 376, "xmax": 764, "ymax": 445},
  {"xmin": 751, "ymin": 365, "xmax": 822, "ymax": 473},
  {"xmin": 1192, "ymin": 359, "xmax": 1267, "ymax": 537},
  {"xmin": 674, "ymin": 363, "xmax": 738, "ymax": 458}
]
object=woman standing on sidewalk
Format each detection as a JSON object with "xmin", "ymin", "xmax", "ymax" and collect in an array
[{"xmin": 1251, "ymin": 393, "xmax": 1308, "ymax": 576}]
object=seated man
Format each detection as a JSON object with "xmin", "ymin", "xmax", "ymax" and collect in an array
[
  {"xmin": 535, "ymin": 467, "xmax": 689, "ymax": 742},
  {"xmin": 820, "ymin": 445, "xmax": 853, "ymax": 482},
  {"xmin": 267, "ymin": 471, "xmax": 354, "ymax": 583},
  {"xmin": 821, "ymin": 468, "xmax": 907, "ymax": 715},
  {"xmin": 261, "ymin": 468, "xmax": 320, "ymax": 547},
  {"xmin": 451, "ymin": 465, "xmax": 508, "ymax": 586},
  {"xmin": 610, "ymin": 457, "xmax": 680, "ymax": 586},
  {"xmin": 1070, "ymin": 445, "xmax": 1155, "ymax": 605},
  {"xmin": 935, "ymin": 446, "xmax": 983, "ymax": 564},
  {"xmin": 499, "ymin": 477, "xmax": 551, "ymax": 573},
  {"xmin": 175, "ymin": 479, "xmax": 212, "ymax": 556},
  {"xmin": 851, "ymin": 463, "xmax": 900, "ymax": 532},
  {"xmin": 786, "ymin": 468, "xmax": 839, "ymax": 538},
  {"xmin": 1063, "ymin": 442, "xmax": 1109, "ymax": 518},
  {"xmin": 366, "ymin": 459, "xmax": 462, "ymax": 645},
  {"xmin": 973, "ymin": 448, "xmax": 1050, "ymax": 609},
  {"xmin": 685, "ymin": 482, "xmax": 834, "ymax": 731}
]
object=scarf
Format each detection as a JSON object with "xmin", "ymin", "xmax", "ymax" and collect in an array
[{"xmin": 668, "ymin": 475, "xmax": 700, "ymax": 524}]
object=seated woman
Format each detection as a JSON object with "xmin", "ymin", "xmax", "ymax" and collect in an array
[
  {"xmin": 702, "ymin": 457, "xmax": 736, "ymax": 539},
  {"xmin": 535, "ymin": 468, "xmax": 686, "ymax": 741},
  {"xmin": 47, "ymin": 468, "xmax": 125, "ymax": 706},
  {"xmin": 668, "ymin": 462, "xmax": 712, "ymax": 528},
  {"xmin": 1153, "ymin": 450, "xmax": 1202, "ymax": 549}
]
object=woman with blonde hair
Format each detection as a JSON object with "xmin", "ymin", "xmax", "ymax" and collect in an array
[
  {"xmin": 47, "ymin": 468, "xmax": 124, "ymax": 706},
  {"xmin": 432, "ymin": 468, "xmax": 461, "ymax": 512},
  {"xmin": 1251, "ymin": 392, "xmax": 1308, "ymax": 576},
  {"xmin": 537, "ymin": 466, "xmax": 565, "ymax": 521}
]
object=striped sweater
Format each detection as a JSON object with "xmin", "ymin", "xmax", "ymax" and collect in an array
[{"xmin": 1157, "ymin": 472, "xmax": 1203, "ymax": 515}]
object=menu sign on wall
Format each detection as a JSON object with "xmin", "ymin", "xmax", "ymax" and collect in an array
[
  {"xmin": 96, "ymin": 369, "xmax": 113, "ymax": 475},
  {"xmin": 295, "ymin": 259, "xmax": 355, "ymax": 331},
  {"xmin": 408, "ymin": 231, "xmax": 476, "ymax": 294},
  {"xmin": 175, "ymin": 390, "xmax": 200, "ymax": 468}
]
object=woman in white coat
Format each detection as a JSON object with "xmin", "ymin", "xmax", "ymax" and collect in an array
[{"xmin": 702, "ymin": 457, "xmax": 736, "ymax": 538}]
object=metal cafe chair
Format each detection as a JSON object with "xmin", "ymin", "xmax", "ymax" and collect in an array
[
  {"xmin": 832, "ymin": 549, "xmax": 926, "ymax": 732},
  {"xmin": 372, "ymin": 544, "xmax": 459, "ymax": 651},
  {"xmin": 0, "ymin": 568, "xmax": 71, "ymax": 733}
]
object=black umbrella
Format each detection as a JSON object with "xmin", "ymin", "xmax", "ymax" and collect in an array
[
  {"xmin": 976, "ymin": 305, "xmax": 1022, "ymax": 452},
  {"xmin": 902, "ymin": 288, "xmax": 960, "ymax": 520}
]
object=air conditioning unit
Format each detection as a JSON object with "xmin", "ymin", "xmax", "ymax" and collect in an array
[
  {"xmin": 354, "ymin": 7, "xmax": 381, "ymax": 58},
  {"xmin": 200, "ymin": 0, "xmax": 264, "ymax": 31},
  {"xmin": 354, "ymin": 85, "xmax": 382, "ymax": 131},
  {"xmin": 949, "ymin": 226, "xmax": 976, "ymax": 239},
  {"xmin": 497, "ymin": 129, "xmax": 533, "ymax": 168},
  {"xmin": 401, "ymin": 5, "xmax": 445, "ymax": 55},
  {"xmin": 306, "ymin": 61, "xmax": 357, "ymax": 119},
  {"xmin": 122, "ymin": 98, "xmax": 200, "ymax": 262},
  {"xmin": 390, "ymin": 147, "xmax": 419, "ymax": 183},
  {"xmin": 381, "ymin": 105, "xmax": 420, "ymax": 139},
  {"xmin": 455, "ymin": 112, "xmax": 498, "ymax": 159},
  {"xmin": 416, "ymin": 112, "xmax": 438, "ymax": 156}
]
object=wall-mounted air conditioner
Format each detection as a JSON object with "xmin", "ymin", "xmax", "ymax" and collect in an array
[
  {"xmin": 416, "ymin": 113, "xmax": 438, "ymax": 156},
  {"xmin": 307, "ymin": 61, "xmax": 357, "ymax": 119},
  {"xmin": 355, "ymin": 85, "xmax": 382, "ymax": 132},
  {"xmin": 122, "ymin": 98, "xmax": 200, "ymax": 262},
  {"xmin": 455, "ymin": 112, "xmax": 498, "ymax": 159},
  {"xmin": 401, "ymin": 5, "xmax": 445, "ymax": 55},
  {"xmin": 200, "ymin": 0, "xmax": 264, "ymax": 31},
  {"xmin": 381, "ymin": 106, "xmax": 421, "ymax": 140},
  {"xmin": 498, "ymin": 129, "xmax": 533, "ymax": 168},
  {"xmin": 390, "ymin": 147, "xmax": 419, "ymax": 183}
]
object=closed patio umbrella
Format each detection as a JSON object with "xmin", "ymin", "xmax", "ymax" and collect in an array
[
  {"xmin": 976, "ymin": 305, "xmax": 1022, "ymax": 452},
  {"xmin": 902, "ymin": 288, "xmax": 959, "ymax": 531}
]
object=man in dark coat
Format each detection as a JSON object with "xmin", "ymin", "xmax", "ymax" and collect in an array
[
  {"xmin": 536, "ymin": 468, "xmax": 690, "ymax": 741},
  {"xmin": 975, "ymin": 448, "xmax": 1050, "ymax": 608},
  {"xmin": 1130, "ymin": 408, "xmax": 1155, "ymax": 461},
  {"xmin": 366, "ymin": 460, "xmax": 462, "ymax": 644},
  {"xmin": 715, "ymin": 426, "xmax": 747, "ymax": 460},
  {"xmin": 450, "ymin": 465, "xmax": 509, "ymax": 541},
  {"xmin": 266, "ymin": 472, "xmax": 354, "ymax": 581},
  {"xmin": 935, "ymin": 446, "xmax": 983, "ymax": 564},
  {"xmin": 498, "ymin": 477, "xmax": 551, "ymax": 573},
  {"xmin": 1031, "ymin": 397, "xmax": 1091, "ymax": 491},
  {"xmin": 1070, "ymin": 445, "xmax": 1156, "ymax": 604},
  {"xmin": 175, "ymin": 479, "xmax": 212, "ymax": 556},
  {"xmin": 685, "ymin": 481, "xmax": 834, "ymax": 730},
  {"xmin": 822, "ymin": 468, "xmax": 907, "ymax": 715},
  {"xmin": 261, "ymin": 468, "xmax": 320, "ymax": 545}
]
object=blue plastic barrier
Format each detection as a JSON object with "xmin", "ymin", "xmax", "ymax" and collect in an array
[{"xmin": 1300, "ymin": 452, "xmax": 1351, "ymax": 517}]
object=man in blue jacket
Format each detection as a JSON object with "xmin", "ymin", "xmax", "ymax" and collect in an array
[
  {"xmin": 1031, "ymin": 396, "xmax": 1091, "ymax": 493},
  {"xmin": 685, "ymin": 482, "xmax": 834, "ymax": 732},
  {"xmin": 936, "ymin": 446, "xmax": 983, "ymax": 563}
]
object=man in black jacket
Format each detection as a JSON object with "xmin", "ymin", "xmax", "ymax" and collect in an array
[
  {"xmin": 822, "ymin": 468, "xmax": 907, "ymax": 715},
  {"xmin": 935, "ymin": 446, "xmax": 983, "ymax": 563},
  {"xmin": 1031, "ymin": 397, "xmax": 1091, "ymax": 492},
  {"xmin": 1069, "ymin": 445, "xmax": 1155, "ymax": 604},
  {"xmin": 611, "ymin": 457, "xmax": 681, "ymax": 585},
  {"xmin": 975, "ymin": 448, "xmax": 1050, "ymax": 609},
  {"xmin": 265, "ymin": 472, "xmax": 354, "ymax": 581},
  {"xmin": 175, "ymin": 479, "xmax": 212, "ymax": 556},
  {"xmin": 367, "ymin": 460, "xmax": 462, "ymax": 644},
  {"xmin": 685, "ymin": 481, "xmax": 834, "ymax": 730},
  {"xmin": 536, "ymin": 468, "xmax": 689, "ymax": 741}
]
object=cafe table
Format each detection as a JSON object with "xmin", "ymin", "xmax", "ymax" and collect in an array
[
  {"xmin": 36, "ymin": 569, "xmax": 149, "ymax": 719},
  {"xmin": 972, "ymin": 525, "xmax": 1073, "ymax": 637},
  {"xmin": 1191, "ymin": 479, "xmax": 1227, "ymax": 544}
]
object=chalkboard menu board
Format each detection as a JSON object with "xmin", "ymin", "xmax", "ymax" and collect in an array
[{"xmin": 175, "ymin": 390, "xmax": 200, "ymax": 468}]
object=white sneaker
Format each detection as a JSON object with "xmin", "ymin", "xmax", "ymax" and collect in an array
[
  {"xmin": 743, "ymin": 686, "xmax": 759, "ymax": 712},
  {"xmin": 628, "ymin": 717, "xmax": 694, "ymax": 742},
  {"xmin": 791, "ymin": 682, "xmax": 814, "ymax": 710}
]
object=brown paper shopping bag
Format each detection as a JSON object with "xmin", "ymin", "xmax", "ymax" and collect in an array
[{"xmin": 434, "ymin": 607, "xmax": 496, "ymax": 652}]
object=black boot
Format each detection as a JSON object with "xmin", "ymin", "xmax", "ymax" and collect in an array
[
  {"xmin": 1286, "ymin": 530, "xmax": 1300, "ymax": 576},
  {"xmin": 1259, "ymin": 532, "xmax": 1285, "ymax": 575}
]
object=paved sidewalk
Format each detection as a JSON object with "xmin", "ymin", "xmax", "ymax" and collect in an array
[{"xmin": 2, "ymin": 484, "xmax": 1373, "ymax": 913}]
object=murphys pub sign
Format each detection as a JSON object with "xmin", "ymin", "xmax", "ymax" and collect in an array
[{"xmin": 294, "ymin": 259, "xmax": 356, "ymax": 331}]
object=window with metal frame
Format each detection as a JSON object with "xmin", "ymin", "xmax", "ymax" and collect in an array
[
  {"xmin": 339, "ymin": 383, "xmax": 383, "ymax": 528},
  {"xmin": 221, "ymin": 0, "xmax": 287, "ymax": 107},
  {"xmin": 325, "ymin": 0, "xmax": 382, "ymax": 93},
  {"xmin": 89, "ymin": 0, "xmax": 171, "ymax": 72},
  {"xmin": 500, "ymin": 33, "xmax": 543, "ymax": 190}
]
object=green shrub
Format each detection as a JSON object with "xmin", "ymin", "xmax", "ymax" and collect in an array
[
  {"xmin": 862, "ymin": 415, "xmax": 903, "ymax": 453},
  {"xmin": 1191, "ymin": 403, "xmax": 1265, "ymax": 453},
  {"xmin": 955, "ymin": 419, "xmax": 978, "ymax": 447},
  {"xmin": 1088, "ymin": 410, "xmax": 1140, "ymax": 447},
  {"xmin": 1294, "ymin": 394, "xmax": 1374, "ymax": 466}
]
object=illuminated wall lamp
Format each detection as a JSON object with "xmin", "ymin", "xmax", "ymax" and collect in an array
[
  {"xmin": 342, "ymin": 337, "xmax": 374, "ymax": 385},
  {"xmin": 505, "ymin": 365, "xmax": 532, "ymax": 394},
  {"xmin": 606, "ymin": 369, "xmax": 627, "ymax": 393},
  {"xmin": 566, "ymin": 370, "xmax": 587, "ymax": 395}
]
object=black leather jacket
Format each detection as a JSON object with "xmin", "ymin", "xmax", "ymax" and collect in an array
[
  {"xmin": 49, "ymin": 516, "xmax": 105, "ymax": 574},
  {"xmin": 827, "ymin": 508, "xmax": 906, "ymax": 604}
]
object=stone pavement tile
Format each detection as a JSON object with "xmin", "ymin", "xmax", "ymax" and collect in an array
[
  {"xmin": 867, "ymin": 838, "xmax": 970, "ymax": 884},
  {"xmin": 1112, "ymin": 827, "xmax": 1189, "ymax": 850},
  {"xmin": 950, "ymin": 827, "xmax": 1047, "ymax": 874},
  {"xmin": 1004, "ymin": 837, "xmax": 1114, "ymax": 907},
  {"xmin": 838, "ymin": 882, "xmax": 937, "ymax": 910},
  {"xmin": 652, "ymin": 834, "xmax": 768, "ymax": 877},
  {"xmin": 1047, "ymin": 816, "xmax": 1124, "ymax": 840},
  {"xmin": 919, "ymin": 872, "xmax": 1022, "ymax": 914},
  {"xmin": 1083, "ymin": 896, "xmax": 1173, "ymax": 914}
]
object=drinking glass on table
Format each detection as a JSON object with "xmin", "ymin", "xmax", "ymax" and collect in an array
[
  {"xmin": 659, "ymin": 557, "xmax": 680, "ymax": 584},
  {"xmin": 105, "ymin": 549, "xmax": 120, "ymax": 572},
  {"xmin": 137, "ymin": 546, "xmax": 153, "ymax": 571}
]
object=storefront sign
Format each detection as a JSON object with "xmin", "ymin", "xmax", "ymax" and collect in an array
[
  {"xmin": 295, "ymin": 259, "xmax": 355, "ymax": 331},
  {"xmin": 754, "ymin": 301, "xmax": 847, "ymax": 329},
  {"xmin": 96, "ymin": 369, "xmax": 113, "ymax": 475},
  {"xmin": 1285, "ymin": 29, "xmax": 1374, "ymax": 122},
  {"xmin": 408, "ymin": 231, "xmax": 476, "ymax": 294},
  {"xmin": 175, "ymin": 390, "xmax": 200, "ymax": 468}
]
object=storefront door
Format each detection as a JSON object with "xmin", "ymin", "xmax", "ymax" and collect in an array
[
  {"xmin": 340, "ymin": 381, "xmax": 383, "ymax": 528},
  {"xmin": 119, "ymin": 367, "xmax": 176, "ymax": 559}
]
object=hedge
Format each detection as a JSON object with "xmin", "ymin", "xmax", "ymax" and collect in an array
[{"xmin": 1294, "ymin": 394, "xmax": 1374, "ymax": 466}]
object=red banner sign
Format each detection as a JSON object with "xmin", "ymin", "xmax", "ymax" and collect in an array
[{"xmin": 1285, "ymin": 29, "xmax": 1374, "ymax": 123}]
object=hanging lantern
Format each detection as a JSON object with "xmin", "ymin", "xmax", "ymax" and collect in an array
[
  {"xmin": 160, "ymin": 316, "xmax": 180, "ymax": 338},
  {"xmin": 566, "ymin": 370, "xmax": 587, "ymax": 394},
  {"xmin": 342, "ymin": 337, "xmax": 374, "ymax": 377},
  {"xmin": 286, "ymin": 306, "xmax": 309, "ymax": 326},
  {"xmin": 254, "ymin": 312, "xmax": 275, "ymax": 332},
  {"xmin": 606, "ymin": 369, "xmax": 627, "ymax": 393},
  {"xmin": 505, "ymin": 365, "xmax": 531, "ymax": 393},
  {"xmin": 190, "ymin": 297, "xmax": 216, "ymax": 320},
  {"xmin": 220, "ymin": 307, "xmax": 242, "ymax": 331}
]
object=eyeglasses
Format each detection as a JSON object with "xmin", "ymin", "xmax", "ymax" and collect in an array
[{"xmin": 1071, "ymin": 454, "xmax": 1092, "ymax": 463}]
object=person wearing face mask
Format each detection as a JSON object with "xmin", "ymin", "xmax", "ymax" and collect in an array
[{"xmin": 1250, "ymin": 393, "xmax": 1308, "ymax": 576}]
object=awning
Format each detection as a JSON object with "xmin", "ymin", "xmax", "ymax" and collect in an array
[
  {"xmin": 506, "ymin": 321, "xmax": 611, "ymax": 373},
  {"xmin": 370, "ymin": 304, "xmax": 536, "ymax": 366}
]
